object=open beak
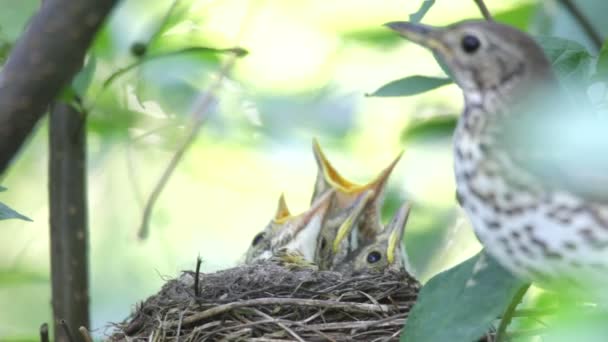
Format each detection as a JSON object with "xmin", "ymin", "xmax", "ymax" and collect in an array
[
  {"xmin": 386, "ymin": 203, "xmax": 411, "ymax": 264},
  {"xmin": 384, "ymin": 21, "xmax": 449, "ymax": 55},
  {"xmin": 333, "ymin": 190, "xmax": 374, "ymax": 253}
]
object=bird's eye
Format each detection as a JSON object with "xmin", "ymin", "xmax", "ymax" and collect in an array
[
  {"xmin": 252, "ymin": 232, "xmax": 265, "ymax": 246},
  {"xmin": 367, "ymin": 251, "xmax": 382, "ymax": 264},
  {"xmin": 461, "ymin": 34, "xmax": 481, "ymax": 54}
]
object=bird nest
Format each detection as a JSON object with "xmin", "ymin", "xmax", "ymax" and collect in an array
[{"xmin": 107, "ymin": 262, "xmax": 420, "ymax": 341}]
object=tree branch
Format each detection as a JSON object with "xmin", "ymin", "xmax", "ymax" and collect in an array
[
  {"xmin": 0, "ymin": 0, "xmax": 118, "ymax": 175},
  {"xmin": 473, "ymin": 0, "xmax": 493, "ymax": 21},
  {"xmin": 49, "ymin": 102, "xmax": 89, "ymax": 342},
  {"xmin": 557, "ymin": 0, "xmax": 603, "ymax": 51}
]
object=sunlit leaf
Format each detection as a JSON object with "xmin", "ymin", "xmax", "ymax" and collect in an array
[
  {"xmin": 0, "ymin": 270, "xmax": 48, "ymax": 285},
  {"xmin": 494, "ymin": 3, "xmax": 537, "ymax": 30},
  {"xmin": 409, "ymin": 0, "xmax": 435, "ymax": 24},
  {"xmin": 0, "ymin": 201, "xmax": 32, "ymax": 221},
  {"xmin": 401, "ymin": 250, "xmax": 525, "ymax": 342},
  {"xmin": 401, "ymin": 115, "xmax": 457, "ymax": 143},
  {"xmin": 341, "ymin": 29, "xmax": 404, "ymax": 47},
  {"xmin": 368, "ymin": 76, "xmax": 452, "ymax": 97}
]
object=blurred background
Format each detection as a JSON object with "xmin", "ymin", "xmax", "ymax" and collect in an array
[{"xmin": 1, "ymin": 0, "xmax": 607, "ymax": 339}]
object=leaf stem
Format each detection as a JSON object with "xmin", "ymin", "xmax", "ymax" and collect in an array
[
  {"xmin": 495, "ymin": 283, "xmax": 531, "ymax": 342},
  {"xmin": 473, "ymin": 0, "xmax": 493, "ymax": 21}
]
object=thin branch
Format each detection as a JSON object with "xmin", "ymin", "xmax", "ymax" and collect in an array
[
  {"xmin": 78, "ymin": 326, "xmax": 94, "ymax": 342},
  {"xmin": 495, "ymin": 284, "xmax": 531, "ymax": 342},
  {"xmin": 100, "ymin": 47, "xmax": 247, "ymax": 91},
  {"xmin": 473, "ymin": 0, "xmax": 493, "ymax": 21},
  {"xmin": 39, "ymin": 323, "xmax": 49, "ymax": 342},
  {"xmin": 557, "ymin": 0, "xmax": 603, "ymax": 50},
  {"xmin": 194, "ymin": 255, "xmax": 202, "ymax": 297},
  {"xmin": 137, "ymin": 55, "xmax": 240, "ymax": 239}
]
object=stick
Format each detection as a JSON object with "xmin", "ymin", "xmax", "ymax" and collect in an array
[{"xmin": 473, "ymin": 0, "xmax": 493, "ymax": 21}]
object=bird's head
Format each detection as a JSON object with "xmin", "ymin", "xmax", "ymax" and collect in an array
[{"xmin": 386, "ymin": 20, "xmax": 555, "ymax": 107}]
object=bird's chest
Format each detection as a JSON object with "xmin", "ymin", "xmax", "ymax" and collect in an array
[{"xmin": 453, "ymin": 128, "xmax": 608, "ymax": 291}]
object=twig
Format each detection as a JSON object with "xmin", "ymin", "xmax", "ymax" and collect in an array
[
  {"xmin": 194, "ymin": 255, "xmax": 202, "ymax": 297},
  {"xmin": 512, "ymin": 307, "xmax": 557, "ymax": 317},
  {"xmin": 100, "ymin": 47, "xmax": 247, "ymax": 90},
  {"xmin": 495, "ymin": 284, "xmax": 531, "ymax": 342},
  {"xmin": 137, "ymin": 54, "xmax": 240, "ymax": 239},
  {"xmin": 59, "ymin": 319, "xmax": 76, "ymax": 342},
  {"xmin": 294, "ymin": 315, "xmax": 407, "ymax": 332},
  {"xmin": 252, "ymin": 309, "xmax": 306, "ymax": 342},
  {"xmin": 39, "ymin": 323, "xmax": 49, "ymax": 342},
  {"xmin": 176, "ymin": 310, "xmax": 186, "ymax": 341},
  {"xmin": 473, "ymin": 0, "xmax": 493, "ymax": 21},
  {"xmin": 557, "ymin": 0, "xmax": 603, "ymax": 51},
  {"xmin": 78, "ymin": 326, "xmax": 94, "ymax": 342},
  {"xmin": 174, "ymin": 297, "xmax": 396, "ymax": 328}
]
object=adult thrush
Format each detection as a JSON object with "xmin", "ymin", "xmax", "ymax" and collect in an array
[{"xmin": 387, "ymin": 20, "xmax": 608, "ymax": 298}]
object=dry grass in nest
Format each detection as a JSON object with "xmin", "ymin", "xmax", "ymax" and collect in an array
[{"xmin": 107, "ymin": 262, "xmax": 420, "ymax": 341}]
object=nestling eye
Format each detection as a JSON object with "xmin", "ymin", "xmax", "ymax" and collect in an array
[
  {"xmin": 367, "ymin": 251, "xmax": 382, "ymax": 264},
  {"xmin": 461, "ymin": 34, "xmax": 480, "ymax": 53},
  {"xmin": 252, "ymin": 232, "xmax": 265, "ymax": 246}
]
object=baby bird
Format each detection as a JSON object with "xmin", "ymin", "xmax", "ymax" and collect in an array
[
  {"xmin": 333, "ymin": 203, "xmax": 413, "ymax": 276},
  {"xmin": 245, "ymin": 190, "xmax": 335, "ymax": 264},
  {"xmin": 318, "ymin": 189, "xmax": 374, "ymax": 270},
  {"xmin": 310, "ymin": 139, "xmax": 402, "ymax": 269}
]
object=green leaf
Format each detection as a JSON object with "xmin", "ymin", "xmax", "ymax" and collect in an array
[
  {"xmin": 401, "ymin": 250, "xmax": 525, "ymax": 342},
  {"xmin": 535, "ymin": 36, "xmax": 594, "ymax": 84},
  {"xmin": 72, "ymin": 55, "xmax": 97, "ymax": 97},
  {"xmin": 341, "ymin": 29, "xmax": 404, "ymax": 47},
  {"xmin": 0, "ymin": 185, "xmax": 6, "ymax": 192},
  {"xmin": 494, "ymin": 3, "xmax": 537, "ymax": 30},
  {"xmin": 409, "ymin": 0, "xmax": 435, "ymax": 24},
  {"xmin": 401, "ymin": 114, "xmax": 457, "ymax": 143},
  {"xmin": 595, "ymin": 39, "xmax": 608, "ymax": 81},
  {"xmin": 57, "ymin": 85, "xmax": 77, "ymax": 104},
  {"xmin": 368, "ymin": 76, "xmax": 452, "ymax": 97},
  {"xmin": 0, "ymin": 201, "xmax": 32, "ymax": 221}
]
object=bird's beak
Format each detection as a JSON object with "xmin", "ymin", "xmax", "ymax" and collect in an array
[
  {"xmin": 333, "ymin": 190, "xmax": 374, "ymax": 253},
  {"xmin": 384, "ymin": 21, "xmax": 449, "ymax": 56},
  {"xmin": 386, "ymin": 203, "xmax": 411, "ymax": 264}
]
